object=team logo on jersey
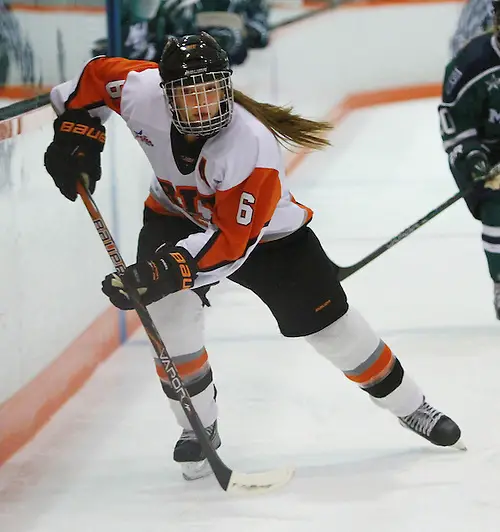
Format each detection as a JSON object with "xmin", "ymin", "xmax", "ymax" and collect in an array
[
  {"xmin": 489, "ymin": 108, "xmax": 500, "ymax": 124},
  {"xmin": 487, "ymin": 74, "xmax": 500, "ymax": 93},
  {"xmin": 133, "ymin": 129, "xmax": 154, "ymax": 147}
]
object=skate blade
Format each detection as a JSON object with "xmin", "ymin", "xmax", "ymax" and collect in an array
[
  {"xmin": 452, "ymin": 439, "xmax": 467, "ymax": 451},
  {"xmin": 399, "ymin": 420, "xmax": 467, "ymax": 451},
  {"xmin": 180, "ymin": 459, "xmax": 213, "ymax": 481}
]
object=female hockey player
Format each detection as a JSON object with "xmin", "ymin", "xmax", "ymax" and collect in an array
[
  {"xmin": 44, "ymin": 32, "xmax": 464, "ymax": 481},
  {"xmin": 440, "ymin": 0, "xmax": 500, "ymax": 320}
]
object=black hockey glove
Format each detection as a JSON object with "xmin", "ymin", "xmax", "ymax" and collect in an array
[
  {"xmin": 101, "ymin": 246, "xmax": 198, "ymax": 310},
  {"xmin": 464, "ymin": 150, "xmax": 490, "ymax": 183},
  {"xmin": 44, "ymin": 109, "xmax": 105, "ymax": 201},
  {"xmin": 245, "ymin": 19, "xmax": 269, "ymax": 49}
]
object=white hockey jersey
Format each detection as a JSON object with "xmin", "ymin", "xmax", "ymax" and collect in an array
[{"xmin": 50, "ymin": 57, "xmax": 313, "ymax": 288}]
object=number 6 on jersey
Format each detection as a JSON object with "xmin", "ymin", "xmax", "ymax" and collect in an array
[{"xmin": 237, "ymin": 192, "xmax": 255, "ymax": 225}]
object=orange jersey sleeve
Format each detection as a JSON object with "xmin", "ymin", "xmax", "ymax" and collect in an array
[
  {"xmin": 65, "ymin": 57, "xmax": 158, "ymax": 114},
  {"xmin": 196, "ymin": 167, "xmax": 282, "ymax": 272}
]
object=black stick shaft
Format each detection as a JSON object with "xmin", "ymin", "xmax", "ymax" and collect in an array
[{"xmin": 338, "ymin": 188, "xmax": 466, "ymax": 281}]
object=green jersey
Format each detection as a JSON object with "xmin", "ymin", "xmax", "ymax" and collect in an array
[{"xmin": 439, "ymin": 32, "xmax": 500, "ymax": 164}]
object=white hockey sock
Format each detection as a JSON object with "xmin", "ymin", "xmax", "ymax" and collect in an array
[
  {"xmin": 369, "ymin": 373, "xmax": 423, "ymax": 418},
  {"xmin": 148, "ymin": 290, "xmax": 217, "ymax": 430},
  {"xmin": 305, "ymin": 308, "xmax": 423, "ymax": 417},
  {"xmin": 168, "ymin": 383, "xmax": 218, "ymax": 431}
]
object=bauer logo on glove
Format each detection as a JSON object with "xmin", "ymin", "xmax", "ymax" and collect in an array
[
  {"xmin": 101, "ymin": 246, "xmax": 197, "ymax": 310},
  {"xmin": 59, "ymin": 120, "xmax": 106, "ymax": 144},
  {"xmin": 169, "ymin": 251, "xmax": 195, "ymax": 289},
  {"xmin": 44, "ymin": 108, "xmax": 106, "ymax": 201}
]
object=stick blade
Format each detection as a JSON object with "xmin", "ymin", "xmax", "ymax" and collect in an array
[{"xmin": 225, "ymin": 466, "xmax": 295, "ymax": 494}]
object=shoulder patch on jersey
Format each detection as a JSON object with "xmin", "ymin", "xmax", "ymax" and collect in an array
[
  {"xmin": 443, "ymin": 33, "xmax": 500, "ymax": 103},
  {"xmin": 444, "ymin": 67, "xmax": 463, "ymax": 96}
]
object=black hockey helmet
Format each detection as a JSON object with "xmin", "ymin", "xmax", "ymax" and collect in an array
[
  {"xmin": 159, "ymin": 31, "xmax": 232, "ymax": 84},
  {"xmin": 158, "ymin": 32, "xmax": 234, "ymax": 137}
]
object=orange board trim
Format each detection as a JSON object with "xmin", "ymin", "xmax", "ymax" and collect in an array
[
  {"xmin": 11, "ymin": 4, "xmax": 105, "ymax": 14},
  {"xmin": 0, "ymin": 81, "xmax": 442, "ymax": 467},
  {"xmin": 0, "ymin": 308, "xmax": 140, "ymax": 466},
  {"xmin": 342, "ymin": 0, "xmax": 463, "ymax": 7},
  {"xmin": 285, "ymin": 82, "xmax": 442, "ymax": 174},
  {"xmin": 0, "ymin": 86, "xmax": 52, "ymax": 100}
]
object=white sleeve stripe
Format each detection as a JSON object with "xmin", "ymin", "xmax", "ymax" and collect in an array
[
  {"xmin": 443, "ymin": 128, "xmax": 478, "ymax": 150},
  {"xmin": 483, "ymin": 241, "xmax": 500, "ymax": 253},
  {"xmin": 440, "ymin": 64, "xmax": 500, "ymax": 108},
  {"xmin": 483, "ymin": 224, "xmax": 500, "ymax": 237}
]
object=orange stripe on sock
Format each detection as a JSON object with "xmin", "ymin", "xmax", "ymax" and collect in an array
[
  {"xmin": 346, "ymin": 344, "xmax": 395, "ymax": 386},
  {"xmin": 156, "ymin": 350, "xmax": 209, "ymax": 381}
]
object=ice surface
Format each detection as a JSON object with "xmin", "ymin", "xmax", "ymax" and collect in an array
[{"xmin": 1, "ymin": 98, "xmax": 499, "ymax": 532}]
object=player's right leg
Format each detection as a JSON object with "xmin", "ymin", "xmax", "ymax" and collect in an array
[
  {"xmin": 137, "ymin": 208, "xmax": 219, "ymax": 480},
  {"xmin": 147, "ymin": 290, "xmax": 220, "ymax": 480}
]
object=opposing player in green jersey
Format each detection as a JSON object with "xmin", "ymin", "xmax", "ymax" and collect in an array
[{"xmin": 439, "ymin": 0, "xmax": 500, "ymax": 319}]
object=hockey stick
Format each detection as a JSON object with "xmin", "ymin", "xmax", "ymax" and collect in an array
[
  {"xmin": 337, "ymin": 170, "xmax": 496, "ymax": 281},
  {"xmin": 337, "ymin": 189, "xmax": 465, "ymax": 280},
  {"xmin": 76, "ymin": 182, "xmax": 294, "ymax": 493}
]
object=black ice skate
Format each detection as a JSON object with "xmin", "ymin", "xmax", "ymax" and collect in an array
[
  {"xmin": 494, "ymin": 282, "xmax": 500, "ymax": 320},
  {"xmin": 173, "ymin": 420, "xmax": 221, "ymax": 480},
  {"xmin": 399, "ymin": 401, "xmax": 466, "ymax": 450}
]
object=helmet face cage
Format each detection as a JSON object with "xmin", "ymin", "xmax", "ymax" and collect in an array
[{"xmin": 163, "ymin": 71, "xmax": 234, "ymax": 137}]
